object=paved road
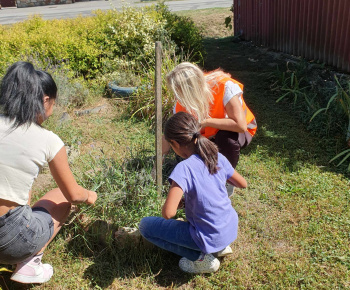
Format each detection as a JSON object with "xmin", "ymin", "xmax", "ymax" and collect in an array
[{"xmin": 0, "ymin": 0, "xmax": 232, "ymax": 25}]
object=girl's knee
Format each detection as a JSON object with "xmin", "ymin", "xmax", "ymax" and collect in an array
[
  {"xmin": 139, "ymin": 216, "xmax": 164, "ymax": 239},
  {"xmin": 139, "ymin": 216, "xmax": 153, "ymax": 237}
]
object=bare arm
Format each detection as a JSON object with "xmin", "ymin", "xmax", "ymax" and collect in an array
[
  {"xmin": 227, "ymin": 170, "xmax": 247, "ymax": 188},
  {"xmin": 201, "ymin": 96, "xmax": 247, "ymax": 133},
  {"xmin": 162, "ymin": 181, "xmax": 184, "ymax": 219},
  {"xmin": 49, "ymin": 147, "xmax": 97, "ymax": 205}
]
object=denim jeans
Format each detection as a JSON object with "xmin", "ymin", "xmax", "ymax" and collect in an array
[
  {"xmin": 0, "ymin": 205, "xmax": 54, "ymax": 264},
  {"xmin": 139, "ymin": 216, "xmax": 201, "ymax": 261}
]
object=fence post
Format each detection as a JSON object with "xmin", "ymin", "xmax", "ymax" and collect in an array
[{"xmin": 155, "ymin": 41, "xmax": 162, "ymax": 195}]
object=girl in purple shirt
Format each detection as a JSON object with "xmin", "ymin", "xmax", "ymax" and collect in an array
[{"xmin": 139, "ymin": 112, "xmax": 247, "ymax": 274}]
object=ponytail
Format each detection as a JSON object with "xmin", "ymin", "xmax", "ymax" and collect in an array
[
  {"xmin": 164, "ymin": 112, "xmax": 218, "ymax": 174},
  {"xmin": 194, "ymin": 134, "xmax": 218, "ymax": 174}
]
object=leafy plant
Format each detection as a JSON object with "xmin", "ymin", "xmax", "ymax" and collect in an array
[
  {"xmin": 272, "ymin": 62, "xmax": 338, "ymax": 137},
  {"xmin": 329, "ymin": 149, "xmax": 350, "ymax": 170},
  {"xmin": 310, "ymin": 76, "xmax": 350, "ymax": 169},
  {"xmin": 157, "ymin": 2, "xmax": 205, "ymax": 63},
  {"xmin": 224, "ymin": 5, "xmax": 234, "ymax": 30},
  {"xmin": 0, "ymin": 4, "xmax": 203, "ymax": 81},
  {"xmin": 276, "ymin": 71, "xmax": 310, "ymax": 105}
]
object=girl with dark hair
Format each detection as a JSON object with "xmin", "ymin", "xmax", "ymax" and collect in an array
[
  {"xmin": 0, "ymin": 61, "xmax": 97, "ymax": 284},
  {"xmin": 139, "ymin": 112, "xmax": 247, "ymax": 274}
]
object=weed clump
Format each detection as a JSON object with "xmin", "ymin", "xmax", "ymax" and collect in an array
[{"xmin": 271, "ymin": 61, "xmax": 350, "ymax": 170}]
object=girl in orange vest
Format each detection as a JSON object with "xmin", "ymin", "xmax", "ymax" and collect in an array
[{"xmin": 163, "ymin": 62, "xmax": 257, "ymax": 182}]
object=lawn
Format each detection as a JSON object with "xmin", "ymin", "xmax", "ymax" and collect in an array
[{"xmin": 1, "ymin": 7, "xmax": 349, "ymax": 289}]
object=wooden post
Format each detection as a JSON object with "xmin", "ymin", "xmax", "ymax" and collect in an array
[{"xmin": 155, "ymin": 41, "xmax": 162, "ymax": 195}]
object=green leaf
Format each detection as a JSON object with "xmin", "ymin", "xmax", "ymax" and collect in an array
[
  {"xmin": 310, "ymin": 108, "xmax": 327, "ymax": 122},
  {"xmin": 329, "ymin": 149, "xmax": 350, "ymax": 163},
  {"xmin": 336, "ymin": 152, "xmax": 350, "ymax": 167},
  {"xmin": 224, "ymin": 16, "xmax": 232, "ymax": 29},
  {"xmin": 276, "ymin": 92, "xmax": 290, "ymax": 103}
]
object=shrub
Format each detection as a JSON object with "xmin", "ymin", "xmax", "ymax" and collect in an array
[
  {"xmin": 156, "ymin": 3, "xmax": 205, "ymax": 63},
  {"xmin": 0, "ymin": 15, "xmax": 101, "ymax": 78},
  {"xmin": 126, "ymin": 49, "xmax": 189, "ymax": 125},
  {"xmin": 0, "ymin": 4, "xmax": 205, "ymax": 119},
  {"xmin": 0, "ymin": 4, "xmax": 204, "ymax": 80}
]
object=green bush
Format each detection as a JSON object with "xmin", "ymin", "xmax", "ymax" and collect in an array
[
  {"xmin": 0, "ymin": 8, "xmax": 168, "ymax": 78},
  {"xmin": 63, "ymin": 151, "xmax": 163, "ymax": 252},
  {"xmin": 125, "ymin": 48, "xmax": 190, "ymax": 125},
  {"xmin": 157, "ymin": 3, "xmax": 205, "ymax": 63},
  {"xmin": 0, "ymin": 4, "xmax": 204, "ymax": 79},
  {"xmin": 0, "ymin": 4, "xmax": 205, "ymax": 123}
]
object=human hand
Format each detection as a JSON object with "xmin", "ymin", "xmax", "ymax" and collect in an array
[
  {"xmin": 200, "ymin": 118, "xmax": 211, "ymax": 134},
  {"xmin": 85, "ymin": 190, "xmax": 97, "ymax": 205},
  {"xmin": 200, "ymin": 119, "xmax": 208, "ymax": 129}
]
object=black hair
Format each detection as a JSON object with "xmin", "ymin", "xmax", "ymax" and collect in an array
[
  {"xmin": 0, "ymin": 61, "xmax": 57, "ymax": 128},
  {"xmin": 164, "ymin": 112, "xmax": 219, "ymax": 174}
]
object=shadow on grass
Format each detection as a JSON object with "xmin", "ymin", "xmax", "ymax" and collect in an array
[
  {"xmin": 203, "ymin": 36, "xmax": 349, "ymax": 176},
  {"xmin": 64, "ymin": 221, "xmax": 192, "ymax": 288},
  {"xmin": 0, "ymin": 270, "xmax": 35, "ymax": 290},
  {"xmin": 61, "ymin": 152, "xmax": 192, "ymax": 288}
]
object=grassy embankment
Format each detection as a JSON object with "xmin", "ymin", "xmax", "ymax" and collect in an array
[{"xmin": 1, "ymin": 7, "xmax": 349, "ymax": 290}]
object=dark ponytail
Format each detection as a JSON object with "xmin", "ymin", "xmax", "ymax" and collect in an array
[
  {"xmin": 164, "ymin": 112, "xmax": 219, "ymax": 174},
  {"xmin": 0, "ymin": 61, "xmax": 57, "ymax": 128}
]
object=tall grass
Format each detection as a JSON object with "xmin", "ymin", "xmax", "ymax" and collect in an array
[
  {"xmin": 310, "ymin": 76, "xmax": 350, "ymax": 170},
  {"xmin": 65, "ymin": 151, "xmax": 163, "ymax": 252},
  {"xmin": 126, "ymin": 48, "xmax": 191, "ymax": 124},
  {"xmin": 272, "ymin": 62, "xmax": 350, "ymax": 170}
]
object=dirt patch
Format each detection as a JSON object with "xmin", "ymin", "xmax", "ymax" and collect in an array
[{"xmin": 31, "ymin": 173, "xmax": 55, "ymax": 199}]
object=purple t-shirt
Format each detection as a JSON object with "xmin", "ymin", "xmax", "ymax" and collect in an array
[{"xmin": 169, "ymin": 153, "xmax": 238, "ymax": 253}]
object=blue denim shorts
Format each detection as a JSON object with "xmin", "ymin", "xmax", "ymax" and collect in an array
[{"xmin": 0, "ymin": 205, "xmax": 54, "ymax": 264}]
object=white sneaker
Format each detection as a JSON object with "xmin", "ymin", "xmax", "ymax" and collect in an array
[
  {"xmin": 179, "ymin": 253, "xmax": 220, "ymax": 273},
  {"xmin": 11, "ymin": 254, "xmax": 53, "ymax": 284},
  {"xmin": 215, "ymin": 245, "xmax": 233, "ymax": 257}
]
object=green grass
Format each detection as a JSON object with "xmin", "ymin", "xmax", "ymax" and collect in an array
[{"xmin": 0, "ymin": 7, "xmax": 349, "ymax": 290}]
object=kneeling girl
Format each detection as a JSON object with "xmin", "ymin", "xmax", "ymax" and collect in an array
[{"xmin": 139, "ymin": 112, "xmax": 247, "ymax": 273}]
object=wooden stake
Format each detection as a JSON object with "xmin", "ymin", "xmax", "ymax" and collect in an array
[{"xmin": 155, "ymin": 41, "xmax": 162, "ymax": 195}]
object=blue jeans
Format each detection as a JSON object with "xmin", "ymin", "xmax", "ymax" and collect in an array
[
  {"xmin": 0, "ymin": 205, "xmax": 54, "ymax": 264},
  {"xmin": 139, "ymin": 216, "xmax": 201, "ymax": 261}
]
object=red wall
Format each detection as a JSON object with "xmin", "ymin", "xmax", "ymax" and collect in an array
[
  {"xmin": 1, "ymin": 0, "xmax": 16, "ymax": 7},
  {"xmin": 234, "ymin": 0, "xmax": 350, "ymax": 72}
]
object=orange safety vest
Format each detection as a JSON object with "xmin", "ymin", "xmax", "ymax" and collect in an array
[{"xmin": 175, "ymin": 76, "xmax": 257, "ymax": 138}]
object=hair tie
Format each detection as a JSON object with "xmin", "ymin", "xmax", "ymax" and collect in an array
[
  {"xmin": 193, "ymin": 132, "xmax": 200, "ymax": 139},
  {"xmin": 192, "ymin": 132, "xmax": 200, "ymax": 144}
]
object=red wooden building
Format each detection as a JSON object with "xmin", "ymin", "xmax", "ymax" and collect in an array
[
  {"xmin": 234, "ymin": 0, "xmax": 350, "ymax": 72},
  {"xmin": 1, "ymin": 0, "xmax": 16, "ymax": 7}
]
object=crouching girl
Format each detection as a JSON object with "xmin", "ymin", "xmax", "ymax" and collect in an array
[
  {"xmin": 139, "ymin": 112, "xmax": 247, "ymax": 273},
  {"xmin": 0, "ymin": 62, "xmax": 97, "ymax": 284}
]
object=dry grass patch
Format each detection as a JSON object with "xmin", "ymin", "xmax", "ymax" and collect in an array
[{"xmin": 176, "ymin": 8, "xmax": 233, "ymax": 39}]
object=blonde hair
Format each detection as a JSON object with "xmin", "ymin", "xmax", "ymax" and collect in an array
[{"xmin": 166, "ymin": 62, "xmax": 231, "ymax": 123}]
